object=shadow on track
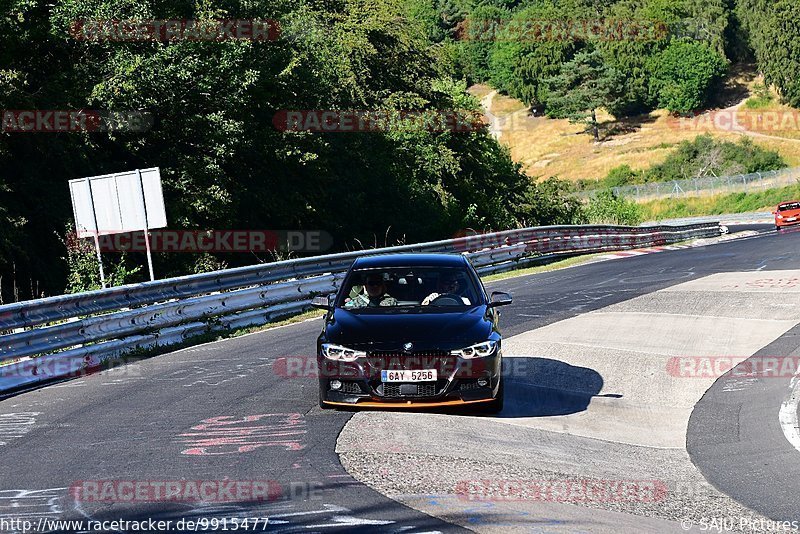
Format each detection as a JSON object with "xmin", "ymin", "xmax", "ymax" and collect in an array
[{"xmin": 499, "ymin": 356, "xmax": 607, "ymax": 418}]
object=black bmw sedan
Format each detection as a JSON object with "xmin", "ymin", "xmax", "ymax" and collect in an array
[{"xmin": 311, "ymin": 253, "xmax": 512, "ymax": 412}]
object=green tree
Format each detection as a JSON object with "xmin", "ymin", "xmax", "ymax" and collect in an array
[
  {"xmin": 487, "ymin": 2, "xmax": 586, "ymax": 107},
  {"xmin": 595, "ymin": 0, "xmax": 672, "ymax": 116},
  {"xmin": 596, "ymin": 0, "xmax": 731, "ymax": 116},
  {"xmin": 646, "ymin": 40, "xmax": 728, "ymax": 113},
  {"xmin": 738, "ymin": 0, "xmax": 800, "ymax": 107},
  {"xmin": 543, "ymin": 49, "xmax": 625, "ymax": 141},
  {"xmin": 456, "ymin": 3, "xmax": 509, "ymax": 83}
]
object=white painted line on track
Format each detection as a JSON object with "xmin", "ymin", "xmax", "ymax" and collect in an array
[{"xmin": 779, "ymin": 373, "xmax": 800, "ymax": 452}]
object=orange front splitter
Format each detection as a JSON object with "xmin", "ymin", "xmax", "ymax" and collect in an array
[{"xmin": 323, "ymin": 398, "xmax": 493, "ymax": 409}]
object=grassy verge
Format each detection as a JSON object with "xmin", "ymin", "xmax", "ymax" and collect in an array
[{"xmin": 640, "ymin": 182, "xmax": 800, "ymax": 220}]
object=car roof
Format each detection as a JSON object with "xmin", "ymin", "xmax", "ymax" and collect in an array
[
  {"xmin": 352, "ymin": 253, "xmax": 468, "ymax": 269},
  {"xmin": 779, "ymin": 200, "xmax": 800, "ymax": 206}
]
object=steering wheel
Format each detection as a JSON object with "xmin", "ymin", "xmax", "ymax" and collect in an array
[{"xmin": 429, "ymin": 293, "xmax": 462, "ymax": 306}]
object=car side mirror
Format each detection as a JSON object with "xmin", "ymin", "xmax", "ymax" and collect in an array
[
  {"xmin": 488, "ymin": 291, "xmax": 513, "ymax": 307},
  {"xmin": 311, "ymin": 295, "xmax": 333, "ymax": 311},
  {"xmin": 772, "ymin": 211, "xmax": 777, "ymax": 215}
]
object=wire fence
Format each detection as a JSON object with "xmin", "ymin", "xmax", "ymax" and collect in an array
[{"xmin": 575, "ymin": 167, "xmax": 800, "ymax": 202}]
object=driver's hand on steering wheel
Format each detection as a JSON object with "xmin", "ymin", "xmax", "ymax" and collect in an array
[{"xmin": 421, "ymin": 292, "xmax": 440, "ymax": 305}]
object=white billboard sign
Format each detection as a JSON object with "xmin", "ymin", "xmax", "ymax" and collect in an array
[
  {"xmin": 68, "ymin": 167, "xmax": 167, "ymax": 284},
  {"xmin": 69, "ymin": 167, "xmax": 167, "ymax": 238}
]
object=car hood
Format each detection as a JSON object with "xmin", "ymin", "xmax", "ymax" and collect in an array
[{"xmin": 324, "ymin": 307, "xmax": 493, "ymax": 350}]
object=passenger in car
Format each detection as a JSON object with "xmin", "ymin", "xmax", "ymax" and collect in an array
[{"xmin": 345, "ymin": 273, "xmax": 398, "ymax": 308}]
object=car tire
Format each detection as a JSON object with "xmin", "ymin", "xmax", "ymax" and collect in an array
[{"xmin": 480, "ymin": 379, "xmax": 504, "ymax": 414}]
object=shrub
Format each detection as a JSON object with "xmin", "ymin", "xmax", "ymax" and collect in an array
[
  {"xmin": 646, "ymin": 41, "xmax": 728, "ymax": 113},
  {"xmin": 646, "ymin": 135, "xmax": 785, "ymax": 182},
  {"xmin": 743, "ymin": 82, "xmax": 774, "ymax": 109},
  {"xmin": 582, "ymin": 190, "xmax": 643, "ymax": 226},
  {"xmin": 63, "ymin": 231, "xmax": 142, "ymax": 293},
  {"xmin": 603, "ymin": 165, "xmax": 643, "ymax": 188},
  {"xmin": 519, "ymin": 177, "xmax": 584, "ymax": 226}
]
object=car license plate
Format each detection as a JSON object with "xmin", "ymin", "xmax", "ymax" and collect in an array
[
  {"xmin": 787, "ymin": 217, "xmax": 797, "ymax": 222},
  {"xmin": 381, "ymin": 370, "xmax": 437, "ymax": 382}
]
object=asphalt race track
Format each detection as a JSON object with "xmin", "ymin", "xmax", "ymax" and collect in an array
[{"xmin": 1, "ymin": 224, "xmax": 799, "ymax": 533}]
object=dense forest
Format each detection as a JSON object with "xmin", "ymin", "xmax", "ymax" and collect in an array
[
  {"xmin": 0, "ymin": 0, "xmax": 797, "ymax": 301},
  {"xmin": 414, "ymin": 0, "xmax": 800, "ymax": 129}
]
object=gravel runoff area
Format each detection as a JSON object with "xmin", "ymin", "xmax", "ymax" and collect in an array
[{"xmin": 337, "ymin": 412, "xmax": 774, "ymax": 533}]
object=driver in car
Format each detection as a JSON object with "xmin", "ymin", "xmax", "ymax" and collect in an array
[
  {"xmin": 346, "ymin": 273, "xmax": 398, "ymax": 308},
  {"xmin": 422, "ymin": 273, "xmax": 471, "ymax": 305}
]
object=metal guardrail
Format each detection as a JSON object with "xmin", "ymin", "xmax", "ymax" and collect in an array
[
  {"xmin": 0, "ymin": 222, "xmax": 720, "ymax": 393},
  {"xmin": 643, "ymin": 212, "xmax": 774, "ymax": 227}
]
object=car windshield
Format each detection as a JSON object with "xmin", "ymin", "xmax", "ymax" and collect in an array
[
  {"xmin": 338, "ymin": 267, "xmax": 481, "ymax": 310},
  {"xmin": 779, "ymin": 202, "xmax": 800, "ymax": 211}
]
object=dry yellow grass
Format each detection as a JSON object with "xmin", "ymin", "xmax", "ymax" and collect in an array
[{"xmin": 469, "ymin": 78, "xmax": 800, "ymax": 182}]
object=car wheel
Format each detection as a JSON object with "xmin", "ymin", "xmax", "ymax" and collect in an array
[
  {"xmin": 776, "ymin": 226, "xmax": 782, "ymax": 232},
  {"xmin": 479, "ymin": 379, "xmax": 504, "ymax": 414}
]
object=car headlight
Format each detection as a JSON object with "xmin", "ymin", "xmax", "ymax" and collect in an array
[
  {"xmin": 450, "ymin": 340, "xmax": 498, "ymax": 359},
  {"xmin": 777, "ymin": 214, "xmax": 784, "ymax": 219},
  {"xmin": 321, "ymin": 343, "xmax": 366, "ymax": 361}
]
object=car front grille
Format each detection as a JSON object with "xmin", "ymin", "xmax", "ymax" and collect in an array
[
  {"xmin": 368, "ymin": 351, "xmax": 452, "ymax": 398},
  {"xmin": 369, "ymin": 350, "xmax": 450, "ymax": 360},
  {"xmin": 459, "ymin": 380, "xmax": 481, "ymax": 391},
  {"xmin": 382, "ymin": 383, "xmax": 439, "ymax": 398},
  {"xmin": 340, "ymin": 381, "xmax": 362, "ymax": 394}
]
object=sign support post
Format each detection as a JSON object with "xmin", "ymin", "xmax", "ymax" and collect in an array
[
  {"xmin": 92, "ymin": 234, "xmax": 107, "ymax": 289},
  {"xmin": 85, "ymin": 177, "xmax": 107, "ymax": 288},
  {"xmin": 136, "ymin": 169, "xmax": 155, "ymax": 281}
]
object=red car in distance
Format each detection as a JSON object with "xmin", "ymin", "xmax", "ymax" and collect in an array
[{"xmin": 774, "ymin": 201, "xmax": 800, "ymax": 231}]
